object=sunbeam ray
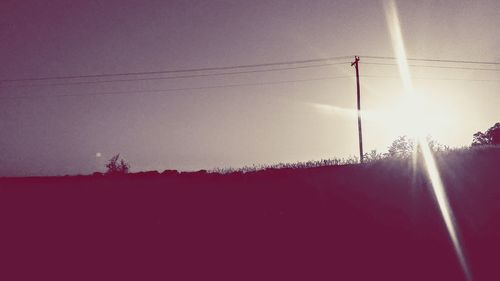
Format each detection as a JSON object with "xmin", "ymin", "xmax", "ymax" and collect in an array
[{"xmin": 383, "ymin": 1, "xmax": 472, "ymax": 280}]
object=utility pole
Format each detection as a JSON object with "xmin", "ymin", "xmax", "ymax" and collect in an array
[{"xmin": 351, "ymin": 56, "xmax": 364, "ymax": 163}]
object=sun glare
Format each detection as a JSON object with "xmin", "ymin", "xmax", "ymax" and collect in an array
[
  {"xmin": 385, "ymin": 93, "xmax": 457, "ymax": 139},
  {"xmin": 383, "ymin": 1, "xmax": 471, "ymax": 280}
]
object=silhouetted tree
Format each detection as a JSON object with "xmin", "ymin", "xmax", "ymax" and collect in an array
[
  {"xmin": 105, "ymin": 154, "xmax": 130, "ymax": 175},
  {"xmin": 386, "ymin": 136, "xmax": 415, "ymax": 158},
  {"xmin": 473, "ymin": 122, "xmax": 500, "ymax": 146},
  {"xmin": 386, "ymin": 136, "xmax": 450, "ymax": 159}
]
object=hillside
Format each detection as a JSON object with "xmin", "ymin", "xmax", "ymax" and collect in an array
[{"xmin": 1, "ymin": 146, "xmax": 499, "ymax": 281}]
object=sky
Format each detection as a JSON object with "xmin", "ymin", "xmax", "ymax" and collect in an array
[{"xmin": 0, "ymin": 0, "xmax": 499, "ymax": 176}]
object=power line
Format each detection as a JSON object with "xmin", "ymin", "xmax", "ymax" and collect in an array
[
  {"xmin": 1, "ymin": 54, "xmax": 497, "ymax": 85},
  {"xmin": 362, "ymin": 55, "xmax": 500, "ymax": 66},
  {"xmin": 361, "ymin": 75, "xmax": 500, "ymax": 82},
  {"xmin": 3, "ymin": 60, "xmax": 495, "ymax": 90},
  {"xmin": 2, "ymin": 72, "xmax": 498, "ymax": 100},
  {"xmin": 0, "ymin": 62, "xmax": 350, "ymax": 89},
  {"xmin": 0, "ymin": 75, "xmax": 353, "ymax": 100},
  {"xmin": 0, "ymin": 56, "xmax": 353, "ymax": 83},
  {"xmin": 363, "ymin": 62, "xmax": 500, "ymax": 72}
]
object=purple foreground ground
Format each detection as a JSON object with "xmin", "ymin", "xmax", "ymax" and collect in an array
[{"xmin": 1, "ymin": 147, "xmax": 499, "ymax": 281}]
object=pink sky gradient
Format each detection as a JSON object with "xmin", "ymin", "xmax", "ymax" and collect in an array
[{"xmin": 0, "ymin": 0, "xmax": 499, "ymax": 176}]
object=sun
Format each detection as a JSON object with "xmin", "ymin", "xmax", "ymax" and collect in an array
[
  {"xmin": 368, "ymin": 91, "xmax": 457, "ymax": 142},
  {"xmin": 387, "ymin": 92, "xmax": 456, "ymax": 139}
]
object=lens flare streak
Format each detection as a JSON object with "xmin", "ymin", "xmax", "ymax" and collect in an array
[
  {"xmin": 419, "ymin": 139, "xmax": 471, "ymax": 281},
  {"xmin": 384, "ymin": 1, "xmax": 413, "ymax": 93},
  {"xmin": 383, "ymin": 1, "xmax": 471, "ymax": 280}
]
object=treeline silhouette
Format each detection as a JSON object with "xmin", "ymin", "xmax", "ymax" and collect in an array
[
  {"xmin": 96, "ymin": 134, "xmax": 455, "ymax": 176},
  {"xmin": 92, "ymin": 122, "xmax": 499, "ymax": 177}
]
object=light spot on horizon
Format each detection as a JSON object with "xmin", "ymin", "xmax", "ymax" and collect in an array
[{"xmin": 96, "ymin": 152, "xmax": 102, "ymax": 158}]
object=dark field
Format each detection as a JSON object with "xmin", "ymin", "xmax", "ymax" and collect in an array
[{"xmin": 1, "ymin": 147, "xmax": 499, "ymax": 281}]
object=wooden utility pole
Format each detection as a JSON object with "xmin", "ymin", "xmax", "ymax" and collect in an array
[{"xmin": 351, "ymin": 56, "xmax": 364, "ymax": 163}]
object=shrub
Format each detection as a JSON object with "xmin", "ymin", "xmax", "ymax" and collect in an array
[
  {"xmin": 105, "ymin": 154, "xmax": 130, "ymax": 175},
  {"xmin": 364, "ymin": 150, "xmax": 384, "ymax": 163}
]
